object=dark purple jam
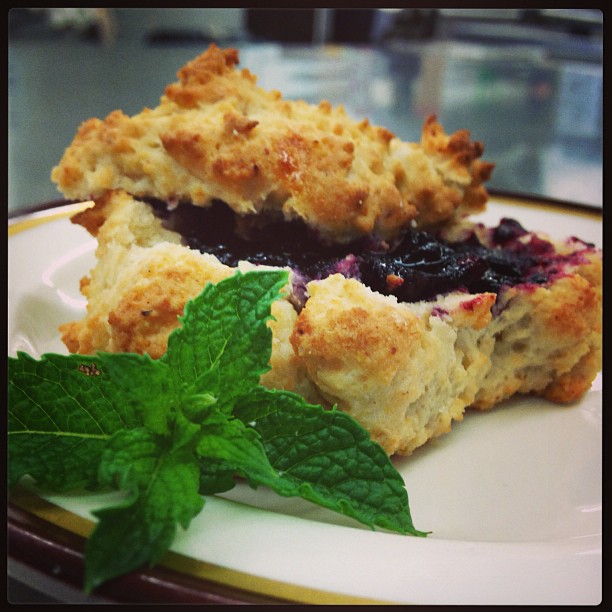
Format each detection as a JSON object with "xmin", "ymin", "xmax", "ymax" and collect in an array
[{"xmin": 145, "ymin": 198, "xmax": 586, "ymax": 307}]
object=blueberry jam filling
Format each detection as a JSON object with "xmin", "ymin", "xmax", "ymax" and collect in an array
[{"xmin": 145, "ymin": 198, "xmax": 584, "ymax": 307}]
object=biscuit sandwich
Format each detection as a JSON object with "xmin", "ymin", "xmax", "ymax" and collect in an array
[{"xmin": 52, "ymin": 44, "xmax": 602, "ymax": 456}]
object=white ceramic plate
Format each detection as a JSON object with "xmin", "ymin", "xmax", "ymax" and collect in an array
[{"xmin": 8, "ymin": 197, "xmax": 602, "ymax": 605}]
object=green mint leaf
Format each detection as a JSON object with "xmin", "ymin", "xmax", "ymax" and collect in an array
[
  {"xmin": 7, "ymin": 352, "xmax": 148, "ymax": 490},
  {"xmin": 196, "ymin": 414, "xmax": 278, "ymax": 490},
  {"xmin": 78, "ymin": 351, "xmax": 174, "ymax": 435},
  {"xmin": 198, "ymin": 459, "xmax": 238, "ymax": 495},
  {"xmin": 163, "ymin": 270, "xmax": 289, "ymax": 412},
  {"xmin": 234, "ymin": 387, "xmax": 427, "ymax": 537},
  {"xmin": 85, "ymin": 426, "xmax": 204, "ymax": 592},
  {"xmin": 179, "ymin": 365, "xmax": 221, "ymax": 424}
]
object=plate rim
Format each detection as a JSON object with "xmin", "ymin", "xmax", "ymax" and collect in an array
[{"xmin": 9, "ymin": 486, "xmax": 384, "ymax": 605}]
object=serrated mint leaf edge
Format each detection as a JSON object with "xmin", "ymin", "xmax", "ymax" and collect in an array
[{"xmin": 233, "ymin": 387, "xmax": 428, "ymax": 537}]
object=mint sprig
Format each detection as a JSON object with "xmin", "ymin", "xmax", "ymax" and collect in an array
[
  {"xmin": 234, "ymin": 387, "xmax": 419, "ymax": 535},
  {"xmin": 8, "ymin": 270, "xmax": 427, "ymax": 593}
]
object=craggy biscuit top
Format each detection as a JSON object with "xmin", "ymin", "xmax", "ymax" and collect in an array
[{"xmin": 52, "ymin": 44, "xmax": 493, "ymax": 243}]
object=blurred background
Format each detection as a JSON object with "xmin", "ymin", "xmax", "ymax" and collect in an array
[{"xmin": 8, "ymin": 8, "xmax": 603, "ymax": 214}]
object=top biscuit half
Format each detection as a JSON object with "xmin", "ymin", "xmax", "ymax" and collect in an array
[{"xmin": 51, "ymin": 44, "xmax": 494, "ymax": 243}]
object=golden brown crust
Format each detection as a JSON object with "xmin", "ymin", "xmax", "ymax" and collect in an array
[
  {"xmin": 60, "ymin": 192, "xmax": 602, "ymax": 456},
  {"xmin": 60, "ymin": 190, "xmax": 232, "ymax": 356},
  {"xmin": 289, "ymin": 276, "xmax": 493, "ymax": 455},
  {"xmin": 471, "ymin": 272, "xmax": 602, "ymax": 410},
  {"xmin": 52, "ymin": 44, "xmax": 493, "ymax": 243}
]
